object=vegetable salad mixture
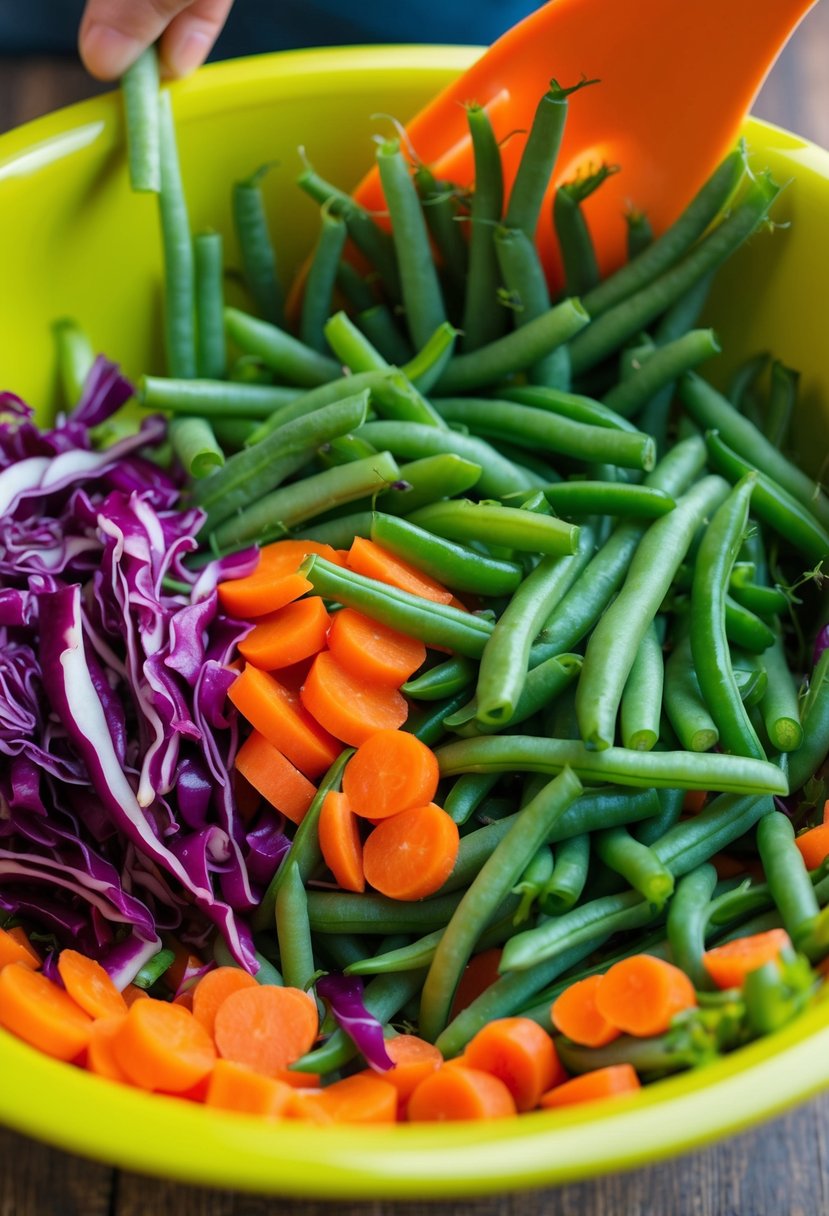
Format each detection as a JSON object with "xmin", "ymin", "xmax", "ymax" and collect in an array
[{"xmin": 0, "ymin": 48, "xmax": 828, "ymax": 1126}]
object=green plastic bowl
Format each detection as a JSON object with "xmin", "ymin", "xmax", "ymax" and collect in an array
[{"xmin": 0, "ymin": 45, "xmax": 828, "ymax": 1199}]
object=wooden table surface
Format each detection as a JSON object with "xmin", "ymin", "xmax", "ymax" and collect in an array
[{"xmin": 1, "ymin": 6, "xmax": 829, "ymax": 1213}]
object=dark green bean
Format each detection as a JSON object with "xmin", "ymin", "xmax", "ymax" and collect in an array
[
  {"xmin": 539, "ymin": 833, "xmax": 590, "ymax": 914},
  {"xmin": 728, "ymin": 351, "xmax": 770, "ymax": 411},
  {"xmin": 502, "ymin": 383, "xmax": 640, "ymax": 434},
  {"xmin": 620, "ymin": 620, "xmax": 664, "ymax": 751},
  {"xmin": 369, "ymin": 512, "xmax": 523, "ymax": 597},
  {"xmin": 542, "ymin": 482, "xmax": 675, "ymax": 519},
  {"xmin": 461, "ymin": 103, "xmax": 507, "ymax": 352},
  {"xmin": 402, "ymin": 656, "xmax": 477, "ymax": 702},
  {"xmin": 653, "ymin": 270, "xmax": 716, "ymax": 346},
  {"xmin": 210, "ymin": 417, "xmax": 258, "ymax": 450},
  {"xmin": 633, "ymin": 787, "xmax": 685, "ymax": 846},
  {"xmin": 121, "ymin": 47, "xmax": 160, "ymax": 193},
  {"xmin": 667, "ymin": 864, "xmax": 720, "ymax": 990},
  {"xmin": 300, "ymin": 208, "xmax": 347, "ymax": 354},
  {"xmin": 275, "ymin": 861, "xmax": 315, "ymax": 991},
  {"xmin": 554, "ymin": 163, "xmax": 617, "ymax": 296},
  {"xmin": 212, "ymin": 937, "xmax": 283, "ymax": 986},
  {"xmin": 724, "ymin": 596, "xmax": 776, "ymax": 654},
  {"xmin": 494, "ymin": 225, "xmax": 569, "ymax": 388},
  {"xmin": 729, "ymin": 571, "xmax": 789, "ymax": 619},
  {"xmin": 756, "ymin": 812, "xmax": 820, "ymax": 954},
  {"xmin": 403, "ymin": 688, "xmax": 475, "ymax": 748},
  {"xmin": 194, "ymin": 231, "xmax": 226, "ymax": 380},
  {"xmin": 652, "ymin": 793, "xmax": 773, "ymax": 874},
  {"xmin": 307, "ymin": 890, "xmax": 465, "ymax": 935},
  {"xmin": 443, "ymin": 772, "xmax": 500, "ymax": 826},
  {"xmin": 407, "ymin": 498, "xmax": 579, "ymax": 556},
  {"xmin": 602, "ymin": 329, "xmax": 720, "ymax": 418},
  {"xmin": 157, "ymin": 91, "xmax": 196, "ymax": 379},
  {"xmin": 414, "ymin": 169, "xmax": 468, "ymax": 297},
  {"xmin": 594, "ymin": 826, "xmax": 674, "ymax": 907},
  {"xmin": 625, "ymin": 208, "xmax": 653, "ymax": 260},
  {"xmin": 356, "ymin": 304, "xmax": 413, "ymax": 365},
  {"xmin": 232, "ymin": 166, "xmax": 283, "ymax": 325}
]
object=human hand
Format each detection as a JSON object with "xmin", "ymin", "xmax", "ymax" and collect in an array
[{"xmin": 79, "ymin": 0, "xmax": 235, "ymax": 81}]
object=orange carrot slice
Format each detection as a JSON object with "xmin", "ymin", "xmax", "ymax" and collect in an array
[
  {"xmin": 300, "ymin": 651, "xmax": 408, "ymax": 746},
  {"xmin": 57, "ymin": 950, "xmax": 128, "ymax": 1021},
  {"xmin": 0, "ymin": 962, "xmax": 92, "ymax": 1061},
  {"xmin": 0, "ymin": 926, "xmax": 41, "ymax": 971},
  {"xmin": 379, "ymin": 1035, "xmax": 443, "ymax": 1103},
  {"xmin": 362, "ymin": 803, "xmax": 459, "ymax": 900},
  {"xmin": 191, "ymin": 966, "xmax": 259, "ymax": 1038},
  {"xmin": 122, "ymin": 984, "xmax": 150, "ymax": 1006},
  {"xmin": 342, "ymin": 729, "xmax": 439, "ymax": 820},
  {"xmin": 794, "ymin": 823, "xmax": 829, "ymax": 871},
  {"xmin": 237, "ymin": 597, "xmax": 330, "ymax": 670},
  {"xmin": 87, "ymin": 1015, "xmax": 132, "ymax": 1084},
  {"xmin": 258, "ymin": 539, "xmax": 343, "ymax": 570},
  {"xmin": 217, "ymin": 570, "xmax": 313, "ymax": 619},
  {"xmin": 112, "ymin": 997, "xmax": 216, "ymax": 1092},
  {"xmin": 539, "ymin": 1064, "xmax": 640, "ymax": 1109},
  {"xmin": 551, "ymin": 974, "xmax": 622, "ymax": 1048},
  {"xmin": 314, "ymin": 1073, "xmax": 398, "ymax": 1123},
  {"xmin": 450, "ymin": 948, "xmax": 504, "ymax": 1021},
  {"xmin": 229, "ymin": 664, "xmax": 341, "ymax": 779},
  {"xmin": 318, "ymin": 790, "xmax": 365, "ymax": 893},
  {"xmin": 347, "ymin": 537, "xmax": 453, "ymax": 604},
  {"xmin": 463, "ymin": 1016, "xmax": 565, "ymax": 1112},
  {"xmin": 595, "ymin": 955, "xmax": 697, "ymax": 1037},
  {"xmin": 213, "ymin": 985, "xmax": 319, "ymax": 1077},
  {"xmin": 702, "ymin": 928, "xmax": 793, "ymax": 991},
  {"xmin": 234, "ymin": 730, "xmax": 317, "ymax": 824},
  {"xmin": 205, "ymin": 1058, "xmax": 294, "ymax": 1118},
  {"xmin": 327, "ymin": 608, "xmax": 427, "ymax": 687},
  {"xmin": 407, "ymin": 1064, "xmax": 516, "ymax": 1121}
]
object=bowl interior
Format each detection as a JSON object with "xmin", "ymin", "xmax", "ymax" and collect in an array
[{"xmin": 0, "ymin": 45, "xmax": 828, "ymax": 1198}]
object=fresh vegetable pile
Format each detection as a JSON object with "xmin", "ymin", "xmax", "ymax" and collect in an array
[{"xmin": 0, "ymin": 47, "xmax": 828, "ymax": 1126}]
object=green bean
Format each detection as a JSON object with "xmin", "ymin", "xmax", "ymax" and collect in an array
[
  {"xmin": 766, "ymin": 359, "xmax": 799, "ymax": 448},
  {"xmin": 307, "ymin": 890, "xmax": 465, "ymax": 935},
  {"xmin": 302, "ymin": 555, "xmax": 494, "ymax": 658},
  {"xmin": 625, "ymin": 208, "xmax": 653, "ymax": 260},
  {"xmin": 194, "ymin": 231, "xmax": 226, "ymax": 380},
  {"xmin": 432, "ymin": 396, "xmax": 655, "ymax": 471},
  {"xmin": 620, "ymin": 620, "xmax": 664, "ymax": 751},
  {"xmin": 513, "ymin": 846, "xmax": 555, "ymax": 922},
  {"xmin": 316, "ymin": 934, "xmax": 372, "ymax": 973},
  {"xmin": 724, "ymin": 595, "xmax": 776, "ymax": 654},
  {"xmin": 443, "ymin": 772, "xmax": 500, "ymax": 826},
  {"xmin": 594, "ymin": 826, "xmax": 674, "ymax": 908},
  {"xmin": 224, "ymin": 306, "xmax": 340, "ymax": 387},
  {"xmin": 299, "ymin": 511, "xmax": 373, "ymax": 549},
  {"xmin": 169, "ymin": 417, "xmax": 224, "ymax": 479},
  {"xmin": 602, "ymin": 329, "xmax": 720, "ymax": 418},
  {"xmin": 570, "ymin": 174, "xmax": 781, "ymax": 376},
  {"xmin": 192, "ymin": 391, "xmax": 370, "ymax": 528},
  {"xmin": 502, "ymin": 383, "xmax": 640, "ymax": 433},
  {"xmin": 704, "ymin": 429, "xmax": 829, "ymax": 565},
  {"xmin": 369, "ymin": 511, "xmax": 523, "ymax": 597},
  {"xmin": 501, "ymin": 888, "xmax": 657, "ymax": 973},
  {"xmin": 756, "ymin": 812, "xmax": 820, "ymax": 954},
  {"xmin": 414, "ymin": 170, "xmax": 468, "ymax": 297},
  {"xmin": 229, "ymin": 354, "xmax": 273, "ymax": 384},
  {"xmin": 446, "ymin": 654, "xmax": 583, "ymax": 737},
  {"xmin": 211, "ymin": 450, "xmax": 400, "ymax": 550},
  {"xmin": 760, "ymin": 631, "xmax": 805, "ymax": 753},
  {"xmin": 121, "ymin": 47, "xmax": 160, "ymax": 193},
  {"xmin": 664, "ymin": 633, "xmax": 719, "ymax": 753},
  {"xmin": 691, "ymin": 475, "xmax": 765, "ymax": 759},
  {"xmin": 633, "ymin": 788, "xmax": 685, "ymax": 846},
  {"xmin": 556, "ymin": 1032, "xmax": 700, "ymax": 1080},
  {"xmin": 368, "ymin": 368, "xmax": 447, "ymax": 428},
  {"xmin": 210, "ymin": 417, "xmax": 258, "ymax": 450},
  {"xmin": 408, "ymin": 498, "xmax": 579, "ymax": 556},
  {"xmin": 419, "ymin": 768, "xmax": 583, "ymax": 1041},
  {"xmin": 52, "ymin": 318, "xmax": 94, "ymax": 407},
  {"xmin": 345, "ymin": 929, "xmax": 444, "ymax": 975},
  {"xmin": 157, "ymin": 90, "xmax": 196, "ymax": 379},
  {"xmin": 652, "ymin": 793, "xmax": 773, "ymax": 874},
  {"xmin": 494, "ymin": 225, "xmax": 569, "ymax": 388},
  {"xmin": 582, "ymin": 146, "xmax": 747, "ymax": 316},
  {"xmin": 402, "ymin": 656, "xmax": 477, "ymax": 702},
  {"xmin": 728, "ymin": 351, "xmax": 770, "ymax": 411},
  {"xmin": 732, "ymin": 654, "xmax": 768, "ymax": 709},
  {"xmin": 356, "ymin": 305, "xmax": 413, "ymax": 366},
  {"xmin": 318, "ymin": 433, "xmax": 378, "ymax": 468},
  {"xmin": 376, "ymin": 138, "xmax": 446, "ymax": 350},
  {"xmin": 436, "ymin": 298, "xmax": 589, "ymax": 394},
  {"xmin": 251, "ymin": 750, "xmax": 352, "ymax": 933},
  {"xmin": 666, "ymin": 864, "xmax": 720, "ymax": 990},
  {"xmin": 653, "ymin": 270, "xmax": 716, "ymax": 346},
  {"xmin": 212, "ymin": 937, "xmax": 282, "ymax": 986},
  {"xmin": 404, "ymin": 688, "xmax": 475, "ymax": 748},
  {"xmin": 322, "ymin": 310, "xmax": 385, "ymax": 374},
  {"xmin": 299, "ymin": 208, "xmax": 347, "ymax": 354},
  {"xmin": 729, "ymin": 572, "xmax": 789, "ymax": 619},
  {"xmin": 356, "ymin": 420, "xmax": 534, "ymax": 498},
  {"xmin": 461, "ymin": 104, "xmax": 507, "ymax": 352},
  {"xmin": 543, "ymin": 481, "xmax": 675, "ymax": 519},
  {"xmin": 275, "ymin": 861, "xmax": 315, "ymax": 991},
  {"xmin": 577, "ymin": 475, "xmax": 730, "ymax": 750},
  {"xmin": 539, "ymin": 833, "xmax": 590, "ymax": 914},
  {"xmin": 554, "ymin": 163, "xmax": 617, "ymax": 296},
  {"xmin": 140, "ymin": 376, "xmax": 297, "ymax": 419},
  {"xmin": 401, "ymin": 323, "xmax": 459, "ymax": 395},
  {"xmin": 232, "ymin": 166, "xmax": 283, "ymax": 325},
  {"xmin": 435, "ymin": 734, "xmax": 788, "ymax": 795}
]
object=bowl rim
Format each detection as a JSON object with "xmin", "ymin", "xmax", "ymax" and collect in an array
[{"xmin": 1, "ymin": 44, "xmax": 829, "ymax": 1200}]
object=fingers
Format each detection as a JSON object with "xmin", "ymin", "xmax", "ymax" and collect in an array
[{"xmin": 79, "ymin": 0, "xmax": 233, "ymax": 81}]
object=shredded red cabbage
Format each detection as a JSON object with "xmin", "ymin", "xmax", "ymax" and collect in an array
[{"xmin": 316, "ymin": 973, "xmax": 395, "ymax": 1072}]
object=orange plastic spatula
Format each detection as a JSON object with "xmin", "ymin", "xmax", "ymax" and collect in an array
[{"xmin": 353, "ymin": 0, "xmax": 816, "ymax": 281}]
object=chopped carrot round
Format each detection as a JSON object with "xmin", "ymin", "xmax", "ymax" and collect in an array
[
  {"xmin": 318, "ymin": 790, "xmax": 365, "ymax": 893},
  {"xmin": 379, "ymin": 1035, "xmax": 443, "ymax": 1103},
  {"xmin": 539, "ymin": 1064, "xmax": 640, "ymax": 1109},
  {"xmin": 217, "ymin": 570, "xmax": 313, "ymax": 619},
  {"xmin": 450, "ymin": 948, "xmax": 504, "ymax": 1021},
  {"xmin": 347, "ymin": 537, "xmax": 454, "ymax": 604},
  {"xmin": 122, "ymin": 984, "xmax": 151, "ymax": 1006},
  {"xmin": 342, "ymin": 729, "xmax": 440, "ymax": 820},
  {"xmin": 463, "ymin": 1017, "xmax": 565, "ymax": 1112},
  {"xmin": 702, "ymin": 928, "xmax": 793, "ymax": 991},
  {"xmin": 300, "ymin": 651, "xmax": 408, "ymax": 746},
  {"xmin": 191, "ymin": 966, "xmax": 259, "ymax": 1038},
  {"xmin": 362, "ymin": 803, "xmax": 459, "ymax": 901},
  {"xmin": 794, "ymin": 823, "xmax": 829, "ymax": 871},
  {"xmin": 595, "ymin": 954, "xmax": 697, "ymax": 1037},
  {"xmin": 229, "ymin": 664, "xmax": 341, "ymax": 779},
  {"xmin": 314, "ymin": 1073, "xmax": 398, "ymax": 1123},
  {"xmin": 327, "ymin": 608, "xmax": 427, "ymax": 687},
  {"xmin": 0, "ymin": 962, "xmax": 92, "ymax": 1062},
  {"xmin": 258, "ymin": 539, "xmax": 343, "ymax": 570},
  {"xmin": 284, "ymin": 1089, "xmax": 336, "ymax": 1124},
  {"xmin": 87, "ymin": 1015, "xmax": 132, "ymax": 1084},
  {"xmin": 408, "ymin": 1064, "xmax": 517, "ymax": 1122},
  {"xmin": 113, "ymin": 997, "xmax": 216, "ymax": 1092},
  {"xmin": 234, "ymin": 730, "xmax": 317, "ymax": 824},
  {"xmin": 237, "ymin": 597, "xmax": 330, "ymax": 671},
  {"xmin": 551, "ymin": 974, "xmax": 622, "ymax": 1048},
  {"xmin": 57, "ymin": 949, "xmax": 128, "ymax": 1021},
  {"xmin": 213, "ymin": 985, "xmax": 319, "ymax": 1077},
  {"xmin": 0, "ymin": 926, "xmax": 41, "ymax": 971},
  {"xmin": 205, "ymin": 1058, "xmax": 294, "ymax": 1118}
]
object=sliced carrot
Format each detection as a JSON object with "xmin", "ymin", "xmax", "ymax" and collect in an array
[
  {"xmin": 257, "ymin": 539, "xmax": 343, "ymax": 570},
  {"xmin": 450, "ymin": 948, "xmax": 504, "ymax": 1021},
  {"xmin": 0, "ymin": 926, "xmax": 41, "ymax": 971},
  {"xmin": 57, "ymin": 949, "xmax": 128, "ymax": 1021},
  {"xmin": 794, "ymin": 823, "xmax": 829, "ymax": 871},
  {"xmin": 162, "ymin": 939, "xmax": 204, "ymax": 995},
  {"xmin": 213, "ymin": 985, "xmax": 319, "ymax": 1077},
  {"xmin": 234, "ymin": 730, "xmax": 317, "ymax": 824},
  {"xmin": 284, "ymin": 1089, "xmax": 336, "ymax": 1124},
  {"xmin": 347, "ymin": 536, "xmax": 453, "ymax": 604},
  {"xmin": 824, "ymin": 799, "xmax": 829, "ymax": 825},
  {"xmin": 233, "ymin": 770, "xmax": 262, "ymax": 822},
  {"xmin": 217, "ymin": 570, "xmax": 313, "ymax": 619},
  {"xmin": 205, "ymin": 1058, "xmax": 294, "ymax": 1118},
  {"xmin": 327, "ymin": 608, "xmax": 427, "ymax": 687},
  {"xmin": 702, "ymin": 928, "xmax": 793, "ymax": 991},
  {"xmin": 463, "ymin": 1016, "xmax": 566, "ymax": 1112},
  {"xmin": 300, "ymin": 651, "xmax": 408, "ymax": 746},
  {"xmin": 0, "ymin": 962, "xmax": 92, "ymax": 1062},
  {"xmin": 550, "ymin": 974, "xmax": 622, "ymax": 1048},
  {"xmin": 595, "ymin": 954, "xmax": 697, "ymax": 1037},
  {"xmin": 318, "ymin": 790, "xmax": 365, "ymax": 893},
  {"xmin": 274, "ymin": 1067, "xmax": 321, "ymax": 1089},
  {"xmin": 191, "ymin": 966, "xmax": 259, "ymax": 1038},
  {"xmin": 378, "ymin": 1035, "xmax": 443, "ymax": 1103},
  {"xmin": 342, "ymin": 729, "xmax": 439, "ymax": 820},
  {"xmin": 87, "ymin": 1015, "xmax": 132, "ymax": 1084},
  {"xmin": 407, "ymin": 1064, "xmax": 516, "ymax": 1121},
  {"xmin": 228, "ymin": 664, "xmax": 341, "ymax": 779},
  {"xmin": 682, "ymin": 788, "xmax": 709, "ymax": 814},
  {"xmin": 122, "ymin": 983, "xmax": 151, "ymax": 1006},
  {"xmin": 113, "ymin": 997, "xmax": 216, "ymax": 1092},
  {"xmin": 237, "ymin": 597, "xmax": 330, "ymax": 671},
  {"xmin": 173, "ymin": 989, "xmax": 195, "ymax": 1011},
  {"xmin": 362, "ymin": 803, "xmax": 459, "ymax": 901},
  {"xmin": 314, "ymin": 1073, "xmax": 398, "ymax": 1124},
  {"xmin": 539, "ymin": 1064, "xmax": 640, "ymax": 1109}
]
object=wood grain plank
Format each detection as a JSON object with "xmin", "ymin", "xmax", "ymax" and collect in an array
[{"xmin": 0, "ymin": 1127, "xmax": 112, "ymax": 1216}]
